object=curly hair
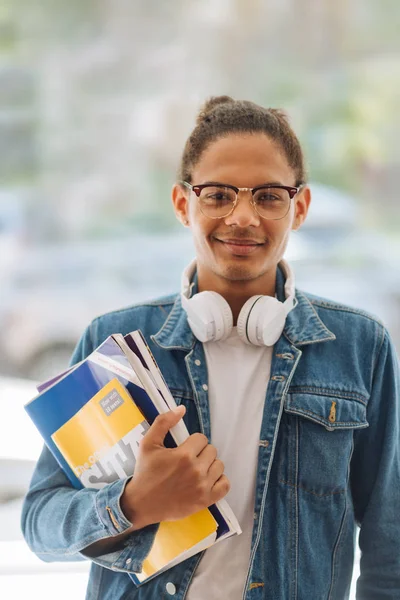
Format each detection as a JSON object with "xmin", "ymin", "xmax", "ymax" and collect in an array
[{"xmin": 178, "ymin": 96, "xmax": 307, "ymax": 186}]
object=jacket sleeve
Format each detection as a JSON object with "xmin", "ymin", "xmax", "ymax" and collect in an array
[
  {"xmin": 350, "ymin": 328, "xmax": 400, "ymax": 599},
  {"xmin": 21, "ymin": 323, "xmax": 158, "ymax": 575}
]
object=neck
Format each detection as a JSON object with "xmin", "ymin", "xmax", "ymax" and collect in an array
[{"xmin": 197, "ymin": 267, "xmax": 277, "ymax": 326}]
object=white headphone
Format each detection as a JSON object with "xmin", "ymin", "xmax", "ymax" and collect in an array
[{"xmin": 180, "ymin": 258, "xmax": 297, "ymax": 346}]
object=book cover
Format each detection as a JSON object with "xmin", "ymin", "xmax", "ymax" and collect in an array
[
  {"xmin": 51, "ymin": 378, "xmax": 149, "ymax": 488},
  {"xmin": 25, "ymin": 337, "xmax": 161, "ymax": 488}
]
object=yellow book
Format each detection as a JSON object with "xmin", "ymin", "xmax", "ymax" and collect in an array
[{"xmin": 51, "ymin": 378, "xmax": 218, "ymax": 581}]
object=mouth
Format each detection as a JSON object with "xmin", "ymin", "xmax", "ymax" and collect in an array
[{"xmin": 214, "ymin": 237, "xmax": 265, "ymax": 256}]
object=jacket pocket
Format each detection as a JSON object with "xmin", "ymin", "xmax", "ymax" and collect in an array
[{"xmin": 278, "ymin": 393, "xmax": 368, "ymax": 496}]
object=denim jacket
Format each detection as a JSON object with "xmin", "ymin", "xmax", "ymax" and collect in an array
[{"xmin": 21, "ymin": 267, "xmax": 400, "ymax": 600}]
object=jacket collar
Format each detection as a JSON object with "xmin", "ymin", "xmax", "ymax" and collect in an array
[{"xmin": 152, "ymin": 264, "xmax": 335, "ymax": 351}]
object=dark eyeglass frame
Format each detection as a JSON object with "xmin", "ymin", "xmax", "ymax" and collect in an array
[{"xmin": 179, "ymin": 181, "xmax": 302, "ymax": 220}]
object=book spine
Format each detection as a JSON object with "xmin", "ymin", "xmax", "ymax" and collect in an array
[
  {"xmin": 125, "ymin": 331, "xmax": 190, "ymax": 445},
  {"xmin": 133, "ymin": 332, "xmax": 177, "ymax": 409}
]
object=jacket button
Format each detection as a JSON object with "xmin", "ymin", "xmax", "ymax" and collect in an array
[
  {"xmin": 166, "ymin": 582, "xmax": 176, "ymax": 595},
  {"xmin": 195, "ymin": 359, "xmax": 201, "ymax": 366},
  {"xmin": 202, "ymin": 384, "xmax": 208, "ymax": 391}
]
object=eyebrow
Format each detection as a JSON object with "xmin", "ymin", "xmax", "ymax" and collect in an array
[{"xmin": 198, "ymin": 180, "xmax": 287, "ymax": 187}]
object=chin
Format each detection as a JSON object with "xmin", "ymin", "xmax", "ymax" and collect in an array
[{"xmin": 216, "ymin": 263, "xmax": 262, "ymax": 282}]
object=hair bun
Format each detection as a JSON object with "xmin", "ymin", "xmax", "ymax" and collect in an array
[{"xmin": 196, "ymin": 95, "xmax": 234, "ymax": 126}]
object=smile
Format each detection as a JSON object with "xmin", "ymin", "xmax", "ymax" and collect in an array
[{"xmin": 214, "ymin": 238, "xmax": 264, "ymax": 256}]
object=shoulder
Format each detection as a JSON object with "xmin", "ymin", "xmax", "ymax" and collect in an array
[
  {"xmin": 297, "ymin": 288, "xmax": 387, "ymax": 350},
  {"xmin": 89, "ymin": 293, "xmax": 178, "ymax": 343},
  {"xmin": 301, "ymin": 289, "xmax": 384, "ymax": 325},
  {"xmin": 70, "ymin": 293, "xmax": 178, "ymax": 364}
]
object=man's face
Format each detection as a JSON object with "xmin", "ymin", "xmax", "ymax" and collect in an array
[{"xmin": 172, "ymin": 133, "xmax": 310, "ymax": 291}]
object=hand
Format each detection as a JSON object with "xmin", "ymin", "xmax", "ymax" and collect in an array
[{"xmin": 120, "ymin": 405, "xmax": 230, "ymax": 529}]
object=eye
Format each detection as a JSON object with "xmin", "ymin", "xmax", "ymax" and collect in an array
[
  {"xmin": 209, "ymin": 191, "xmax": 227, "ymax": 200},
  {"xmin": 200, "ymin": 186, "xmax": 234, "ymax": 204},
  {"xmin": 254, "ymin": 187, "xmax": 286, "ymax": 204}
]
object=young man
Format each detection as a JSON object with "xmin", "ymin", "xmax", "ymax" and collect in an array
[{"xmin": 22, "ymin": 97, "xmax": 400, "ymax": 600}]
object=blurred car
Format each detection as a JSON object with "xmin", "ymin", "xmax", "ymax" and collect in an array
[
  {"xmin": 0, "ymin": 376, "xmax": 90, "ymax": 599},
  {"xmin": 0, "ymin": 188, "xmax": 32, "ymax": 278},
  {"xmin": 285, "ymin": 183, "xmax": 400, "ymax": 352},
  {"xmin": 0, "ymin": 233, "xmax": 195, "ymax": 381}
]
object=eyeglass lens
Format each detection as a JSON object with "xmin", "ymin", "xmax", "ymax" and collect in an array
[{"xmin": 198, "ymin": 185, "xmax": 290, "ymax": 219}]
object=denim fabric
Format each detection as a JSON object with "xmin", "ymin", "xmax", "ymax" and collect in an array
[{"xmin": 21, "ymin": 267, "xmax": 400, "ymax": 600}]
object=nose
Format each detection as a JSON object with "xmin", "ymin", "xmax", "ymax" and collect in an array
[{"xmin": 223, "ymin": 189, "xmax": 260, "ymax": 228}]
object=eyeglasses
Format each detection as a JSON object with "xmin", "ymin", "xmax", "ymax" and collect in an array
[{"xmin": 179, "ymin": 181, "xmax": 301, "ymax": 220}]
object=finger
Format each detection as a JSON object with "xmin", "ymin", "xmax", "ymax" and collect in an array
[
  {"xmin": 142, "ymin": 406, "xmax": 186, "ymax": 448},
  {"xmin": 207, "ymin": 459, "xmax": 225, "ymax": 484},
  {"xmin": 210, "ymin": 475, "xmax": 231, "ymax": 504},
  {"xmin": 197, "ymin": 444, "xmax": 218, "ymax": 471},
  {"xmin": 180, "ymin": 433, "xmax": 209, "ymax": 457}
]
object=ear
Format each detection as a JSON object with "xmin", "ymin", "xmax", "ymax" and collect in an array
[
  {"xmin": 292, "ymin": 185, "xmax": 311, "ymax": 231},
  {"xmin": 172, "ymin": 183, "xmax": 190, "ymax": 227}
]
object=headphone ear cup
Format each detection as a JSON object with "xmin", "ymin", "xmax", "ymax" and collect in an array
[
  {"xmin": 237, "ymin": 296, "xmax": 263, "ymax": 345},
  {"xmin": 183, "ymin": 291, "xmax": 233, "ymax": 342},
  {"xmin": 237, "ymin": 295, "xmax": 286, "ymax": 346}
]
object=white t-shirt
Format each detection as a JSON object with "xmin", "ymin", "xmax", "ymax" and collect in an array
[{"xmin": 187, "ymin": 327, "xmax": 273, "ymax": 600}]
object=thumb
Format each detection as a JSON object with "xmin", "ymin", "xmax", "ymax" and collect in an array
[{"xmin": 144, "ymin": 405, "xmax": 186, "ymax": 448}]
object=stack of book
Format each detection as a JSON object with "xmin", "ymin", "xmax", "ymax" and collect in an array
[{"xmin": 25, "ymin": 330, "xmax": 241, "ymax": 585}]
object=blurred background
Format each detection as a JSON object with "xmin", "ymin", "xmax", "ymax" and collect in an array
[{"xmin": 0, "ymin": 0, "xmax": 399, "ymax": 597}]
